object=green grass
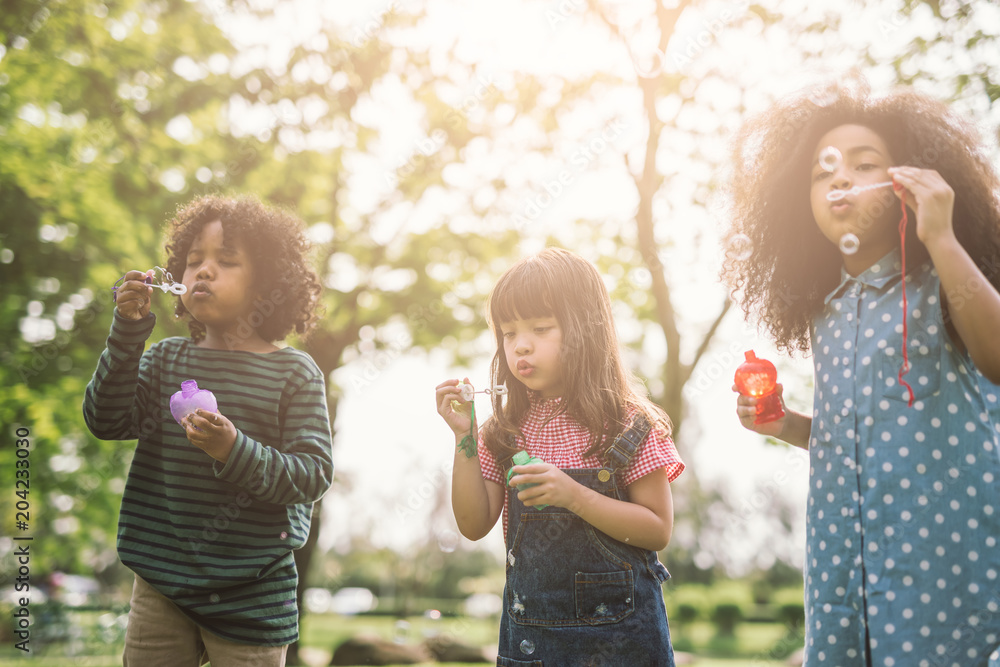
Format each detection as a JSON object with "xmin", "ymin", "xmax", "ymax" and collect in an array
[
  {"xmin": 671, "ymin": 620, "xmax": 798, "ymax": 656},
  {"xmin": 0, "ymin": 611, "xmax": 800, "ymax": 666},
  {"xmin": 0, "ymin": 658, "xmax": 790, "ymax": 667}
]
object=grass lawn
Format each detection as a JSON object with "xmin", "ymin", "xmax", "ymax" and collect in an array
[
  {"xmin": 0, "ymin": 611, "xmax": 799, "ymax": 666},
  {"xmin": 0, "ymin": 658, "xmax": 790, "ymax": 667}
]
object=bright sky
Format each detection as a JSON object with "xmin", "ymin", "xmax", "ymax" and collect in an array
[{"xmin": 207, "ymin": 0, "xmax": 1000, "ymax": 573}]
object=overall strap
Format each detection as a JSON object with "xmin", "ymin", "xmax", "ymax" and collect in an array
[{"xmin": 601, "ymin": 414, "xmax": 652, "ymax": 477}]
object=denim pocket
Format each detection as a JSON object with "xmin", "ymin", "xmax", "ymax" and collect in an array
[
  {"xmin": 574, "ymin": 570, "xmax": 635, "ymax": 624},
  {"xmin": 506, "ymin": 513, "xmax": 635, "ymax": 627}
]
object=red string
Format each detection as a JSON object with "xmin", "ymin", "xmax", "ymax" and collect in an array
[{"xmin": 897, "ymin": 186, "xmax": 915, "ymax": 407}]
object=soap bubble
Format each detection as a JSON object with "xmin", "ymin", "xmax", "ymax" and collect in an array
[
  {"xmin": 839, "ymin": 233, "xmax": 860, "ymax": 255},
  {"xmin": 630, "ymin": 40, "xmax": 665, "ymax": 78},
  {"xmin": 209, "ymin": 594, "xmax": 220, "ymax": 603},
  {"xmin": 520, "ymin": 639, "xmax": 536, "ymax": 655},
  {"xmin": 727, "ymin": 233, "xmax": 753, "ymax": 262},
  {"xmin": 438, "ymin": 530, "xmax": 459, "ymax": 553},
  {"xmin": 818, "ymin": 146, "xmax": 842, "ymax": 172},
  {"xmin": 393, "ymin": 620, "xmax": 410, "ymax": 644}
]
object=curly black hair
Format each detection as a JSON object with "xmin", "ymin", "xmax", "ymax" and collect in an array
[
  {"xmin": 722, "ymin": 79, "xmax": 1000, "ymax": 353},
  {"xmin": 164, "ymin": 194, "xmax": 323, "ymax": 343}
]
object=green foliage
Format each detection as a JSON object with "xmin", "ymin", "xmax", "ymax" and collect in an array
[
  {"xmin": 709, "ymin": 603, "xmax": 743, "ymax": 638},
  {"xmin": 1, "ymin": 0, "xmax": 521, "ymax": 585},
  {"xmin": 665, "ymin": 583, "xmax": 710, "ymax": 625},
  {"xmin": 316, "ymin": 539, "xmax": 504, "ymax": 616}
]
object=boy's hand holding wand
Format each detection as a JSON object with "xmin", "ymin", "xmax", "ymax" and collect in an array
[{"xmin": 115, "ymin": 270, "xmax": 155, "ymax": 320}]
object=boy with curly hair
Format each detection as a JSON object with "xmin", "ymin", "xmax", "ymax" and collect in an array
[{"xmin": 84, "ymin": 194, "xmax": 332, "ymax": 666}]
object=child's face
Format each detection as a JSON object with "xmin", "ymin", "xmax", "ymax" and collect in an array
[
  {"xmin": 810, "ymin": 124, "xmax": 900, "ymax": 256},
  {"xmin": 500, "ymin": 316, "xmax": 564, "ymax": 398},
  {"xmin": 180, "ymin": 220, "xmax": 258, "ymax": 331}
]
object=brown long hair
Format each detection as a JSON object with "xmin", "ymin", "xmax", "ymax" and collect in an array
[
  {"xmin": 722, "ymin": 80, "xmax": 1000, "ymax": 353},
  {"xmin": 480, "ymin": 247, "xmax": 671, "ymax": 462}
]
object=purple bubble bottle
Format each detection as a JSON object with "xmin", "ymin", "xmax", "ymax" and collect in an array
[{"xmin": 170, "ymin": 380, "xmax": 218, "ymax": 424}]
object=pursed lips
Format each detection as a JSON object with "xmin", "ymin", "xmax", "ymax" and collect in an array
[{"xmin": 191, "ymin": 281, "xmax": 212, "ymax": 296}]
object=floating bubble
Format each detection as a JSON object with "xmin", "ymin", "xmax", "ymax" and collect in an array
[
  {"xmin": 727, "ymin": 233, "xmax": 753, "ymax": 262},
  {"xmin": 839, "ymin": 233, "xmax": 861, "ymax": 255},
  {"xmin": 280, "ymin": 531, "xmax": 288, "ymax": 540},
  {"xmin": 629, "ymin": 40, "xmax": 666, "ymax": 79},
  {"xmin": 818, "ymin": 146, "xmax": 842, "ymax": 173},
  {"xmin": 438, "ymin": 530, "xmax": 459, "ymax": 553},
  {"xmin": 209, "ymin": 593, "xmax": 220, "ymax": 603},
  {"xmin": 520, "ymin": 639, "xmax": 536, "ymax": 655},
  {"xmin": 393, "ymin": 619, "xmax": 410, "ymax": 644}
]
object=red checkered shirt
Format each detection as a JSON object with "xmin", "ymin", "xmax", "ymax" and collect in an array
[{"xmin": 478, "ymin": 394, "xmax": 685, "ymax": 538}]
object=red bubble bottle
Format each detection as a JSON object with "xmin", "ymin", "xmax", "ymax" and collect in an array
[{"xmin": 734, "ymin": 351, "xmax": 785, "ymax": 425}]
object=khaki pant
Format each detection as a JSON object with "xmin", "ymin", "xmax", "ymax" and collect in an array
[{"xmin": 122, "ymin": 575, "xmax": 288, "ymax": 667}]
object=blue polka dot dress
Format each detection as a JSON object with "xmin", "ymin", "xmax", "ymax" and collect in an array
[{"xmin": 807, "ymin": 248, "xmax": 1000, "ymax": 666}]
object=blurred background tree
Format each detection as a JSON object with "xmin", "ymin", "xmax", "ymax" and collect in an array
[{"xmin": 2, "ymin": 0, "xmax": 999, "ymax": 662}]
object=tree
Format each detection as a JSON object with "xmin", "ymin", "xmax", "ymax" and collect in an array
[
  {"xmin": 0, "ymin": 3, "xmax": 520, "ymax": 659},
  {"xmin": 457, "ymin": 0, "xmax": 1000, "ymax": 577}
]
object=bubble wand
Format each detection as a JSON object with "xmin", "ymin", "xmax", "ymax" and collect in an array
[
  {"xmin": 454, "ymin": 382, "xmax": 507, "ymax": 458},
  {"xmin": 112, "ymin": 266, "xmax": 187, "ymax": 302},
  {"xmin": 820, "ymin": 147, "xmax": 895, "ymax": 203}
]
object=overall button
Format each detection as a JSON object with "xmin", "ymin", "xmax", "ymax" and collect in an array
[{"xmin": 597, "ymin": 469, "xmax": 611, "ymax": 482}]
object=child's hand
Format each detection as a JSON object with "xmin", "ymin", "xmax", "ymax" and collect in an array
[
  {"xmin": 435, "ymin": 378, "xmax": 476, "ymax": 438},
  {"xmin": 888, "ymin": 166, "xmax": 956, "ymax": 246},
  {"xmin": 182, "ymin": 408, "xmax": 237, "ymax": 463},
  {"xmin": 733, "ymin": 382, "xmax": 788, "ymax": 439},
  {"xmin": 115, "ymin": 270, "xmax": 154, "ymax": 321},
  {"xmin": 509, "ymin": 463, "xmax": 580, "ymax": 510}
]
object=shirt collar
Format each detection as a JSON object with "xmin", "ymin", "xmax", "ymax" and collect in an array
[
  {"xmin": 823, "ymin": 247, "xmax": 903, "ymax": 305},
  {"xmin": 528, "ymin": 391, "xmax": 563, "ymax": 411}
]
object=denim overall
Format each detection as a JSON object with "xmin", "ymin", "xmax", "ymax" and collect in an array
[{"xmin": 496, "ymin": 417, "xmax": 675, "ymax": 667}]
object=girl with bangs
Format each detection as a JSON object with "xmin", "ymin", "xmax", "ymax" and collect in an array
[{"xmin": 436, "ymin": 247, "xmax": 684, "ymax": 666}]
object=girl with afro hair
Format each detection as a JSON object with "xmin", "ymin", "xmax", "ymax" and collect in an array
[{"xmin": 725, "ymin": 80, "xmax": 1000, "ymax": 665}]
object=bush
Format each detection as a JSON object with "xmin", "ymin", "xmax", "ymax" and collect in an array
[
  {"xmin": 664, "ymin": 584, "xmax": 709, "ymax": 625},
  {"xmin": 751, "ymin": 578, "xmax": 774, "ymax": 605},
  {"xmin": 710, "ymin": 603, "xmax": 743, "ymax": 637},
  {"xmin": 772, "ymin": 588, "xmax": 805, "ymax": 634},
  {"xmin": 707, "ymin": 581, "xmax": 753, "ymax": 638}
]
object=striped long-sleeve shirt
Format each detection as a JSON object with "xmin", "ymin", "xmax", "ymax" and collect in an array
[{"xmin": 83, "ymin": 311, "xmax": 333, "ymax": 646}]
